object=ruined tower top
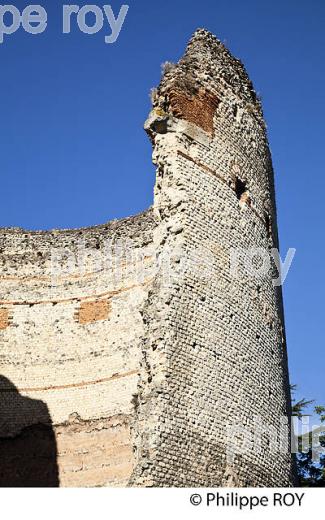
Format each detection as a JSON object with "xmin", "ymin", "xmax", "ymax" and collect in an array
[{"xmin": 158, "ymin": 28, "xmax": 263, "ymax": 118}]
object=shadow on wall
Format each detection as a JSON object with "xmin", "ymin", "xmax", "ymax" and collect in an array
[{"xmin": 0, "ymin": 376, "xmax": 59, "ymax": 487}]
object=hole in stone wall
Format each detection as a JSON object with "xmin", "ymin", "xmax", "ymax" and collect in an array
[
  {"xmin": 264, "ymin": 212, "xmax": 273, "ymax": 239},
  {"xmin": 234, "ymin": 177, "xmax": 251, "ymax": 207},
  {"xmin": 234, "ymin": 178, "xmax": 247, "ymax": 200}
]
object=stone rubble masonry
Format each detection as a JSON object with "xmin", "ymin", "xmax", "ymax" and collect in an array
[{"xmin": 0, "ymin": 29, "xmax": 295, "ymax": 487}]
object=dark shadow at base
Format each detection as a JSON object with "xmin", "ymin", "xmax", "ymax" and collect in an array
[{"xmin": 0, "ymin": 375, "xmax": 59, "ymax": 487}]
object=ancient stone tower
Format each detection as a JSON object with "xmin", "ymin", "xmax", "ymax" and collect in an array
[{"xmin": 0, "ymin": 30, "xmax": 294, "ymax": 487}]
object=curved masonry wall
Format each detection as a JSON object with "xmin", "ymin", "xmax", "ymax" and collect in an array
[
  {"xmin": 0, "ymin": 29, "xmax": 295, "ymax": 487},
  {"xmin": 0, "ymin": 212, "xmax": 156, "ymax": 486}
]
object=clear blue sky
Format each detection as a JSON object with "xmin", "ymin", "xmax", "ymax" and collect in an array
[{"xmin": 1, "ymin": 0, "xmax": 324, "ymax": 413}]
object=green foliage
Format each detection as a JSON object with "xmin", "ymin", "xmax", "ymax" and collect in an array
[
  {"xmin": 292, "ymin": 397, "xmax": 314, "ymax": 419},
  {"xmin": 291, "ymin": 386, "xmax": 325, "ymax": 487},
  {"xmin": 314, "ymin": 406, "xmax": 325, "ymax": 423}
]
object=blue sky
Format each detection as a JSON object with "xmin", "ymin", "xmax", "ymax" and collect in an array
[{"xmin": 1, "ymin": 0, "xmax": 324, "ymax": 412}]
